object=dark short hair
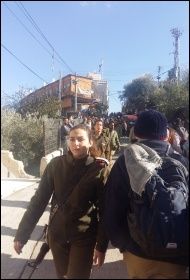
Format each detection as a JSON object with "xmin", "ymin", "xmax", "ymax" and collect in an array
[
  {"xmin": 94, "ymin": 119, "xmax": 103, "ymax": 125},
  {"xmin": 69, "ymin": 124, "xmax": 93, "ymax": 141}
]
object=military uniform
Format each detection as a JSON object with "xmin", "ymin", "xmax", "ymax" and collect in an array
[{"xmin": 14, "ymin": 152, "xmax": 109, "ymax": 279}]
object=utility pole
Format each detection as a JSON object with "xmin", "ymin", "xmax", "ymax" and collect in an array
[
  {"xmin": 157, "ymin": 66, "xmax": 162, "ymax": 85},
  {"xmin": 72, "ymin": 73, "xmax": 78, "ymax": 112},
  {"xmin": 51, "ymin": 50, "xmax": 55, "ymax": 82},
  {"xmin": 99, "ymin": 58, "xmax": 103, "ymax": 80},
  {"xmin": 170, "ymin": 28, "xmax": 182, "ymax": 85},
  {"xmin": 59, "ymin": 70, "xmax": 62, "ymax": 116}
]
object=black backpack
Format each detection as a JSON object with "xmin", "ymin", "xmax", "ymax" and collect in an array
[{"xmin": 127, "ymin": 150, "xmax": 189, "ymax": 258}]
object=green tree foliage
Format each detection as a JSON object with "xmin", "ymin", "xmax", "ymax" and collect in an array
[
  {"xmin": 181, "ymin": 69, "xmax": 189, "ymax": 91},
  {"xmin": 119, "ymin": 70, "xmax": 189, "ymax": 122},
  {"xmin": 1, "ymin": 85, "xmax": 33, "ymax": 109},
  {"xmin": 17, "ymin": 95, "xmax": 60, "ymax": 118},
  {"xmin": 2, "ymin": 85, "xmax": 60, "ymax": 118},
  {"xmin": 1, "ymin": 109, "xmax": 46, "ymax": 166},
  {"xmin": 153, "ymin": 80, "xmax": 189, "ymax": 121},
  {"xmin": 119, "ymin": 74, "xmax": 158, "ymax": 113},
  {"xmin": 89, "ymin": 102, "xmax": 109, "ymax": 117}
]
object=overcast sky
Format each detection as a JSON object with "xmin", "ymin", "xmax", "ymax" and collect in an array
[{"xmin": 1, "ymin": 1, "xmax": 189, "ymax": 113}]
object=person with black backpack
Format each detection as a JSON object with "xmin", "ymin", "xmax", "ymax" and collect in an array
[{"xmin": 103, "ymin": 109, "xmax": 189, "ymax": 279}]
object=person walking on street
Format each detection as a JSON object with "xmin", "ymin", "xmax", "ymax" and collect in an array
[
  {"xmin": 60, "ymin": 117, "xmax": 70, "ymax": 155},
  {"xmin": 68, "ymin": 115, "xmax": 75, "ymax": 128},
  {"xmin": 81, "ymin": 116, "xmax": 91, "ymax": 129},
  {"xmin": 114, "ymin": 119, "xmax": 122, "ymax": 140},
  {"xmin": 128, "ymin": 114, "xmax": 138, "ymax": 144},
  {"xmin": 121, "ymin": 120, "xmax": 128, "ymax": 137},
  {"xmin": 108, "ymin": 120, "xmax": 120, "ymax": 161},
  {"xmin": 91, "ymin": 119, "xmax": 110, "ymax": 160},
  {"xmin": 103, "ymin": 110, "xmax": 189, "ymax": 279},
  {"xmin": 167, "ymin": 125, "xmax": 182, "ymax": 154},
  {"xmin": 14, "ymin": 124, "xmax": 110, "ymax": 279},
  {"xmin": 173, "ymin": 118, "xmax": 189, "ymax": 152},
  {"xmin": 128, "ymin": 126, "xmax": 138, "ymax": 144}
]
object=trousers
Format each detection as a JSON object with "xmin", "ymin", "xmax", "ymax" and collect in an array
[
  {"xmin": 49, "ymin": 236, "xmax": 96, "ymax": 279},
  {"xmin": 61, "ymin": 138, "xmax": 69, "ymax": 155},
  {"xmin": 109, "ymin": 150, "xmax": 116, "ymax": 161},
  {"xmin": 123, "ymin": 251, "xmax": 188, "ymax": 279}
]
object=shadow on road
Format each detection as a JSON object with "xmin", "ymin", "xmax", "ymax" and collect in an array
[{"xmin": 91, "ymin": 260, "xmax": 127, "ymax": 279}]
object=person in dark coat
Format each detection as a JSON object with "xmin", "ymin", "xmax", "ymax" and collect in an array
[
  {"xmin": 103, "ymin": 110, "xmax": 189, "ymax": 279},
  {"xmin": 14, "ymin": 124, "xmax": 110, "ymax": 279},
  {"xmin": 60, "ymin": 117, "xmax": 70, "ymax": 154}
]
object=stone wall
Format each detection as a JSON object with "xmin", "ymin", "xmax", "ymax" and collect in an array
[
  {"xmin": 39, "ymin": 148, "xmax": 63, "ymax": 177},
  {"xmin": 1, "ymin": 150, "xmax": 33, "ymax": 178},
  {"xmin": 2, "ymin": 148, "xmax": 63, "ymax": 179}
]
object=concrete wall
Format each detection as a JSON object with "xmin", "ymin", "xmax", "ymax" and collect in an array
[
  {"xmin": 1, "ymin": 148, "xmax": 64, "ymax": 179},
  {"xmin": 1, "ymin": 150, "xmax": 34, "ymax": 178},
  {"xmin": 40, "ymin": 148, "xmax": 63, "ymax": 178}
]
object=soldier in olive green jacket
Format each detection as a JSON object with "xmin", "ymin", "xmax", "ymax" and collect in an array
[{"xmin": 14, "ymin": 124, "xmax": 110, "ymax": 279}]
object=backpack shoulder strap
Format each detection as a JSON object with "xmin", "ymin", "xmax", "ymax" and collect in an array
[{"xmin": 158, "ymin": 143, "xmax": 189, "ymax": 177}]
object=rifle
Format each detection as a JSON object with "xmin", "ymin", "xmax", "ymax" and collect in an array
[{"xmin": 27, "ymin": 242, "xmax": 50, "ymax": 278}]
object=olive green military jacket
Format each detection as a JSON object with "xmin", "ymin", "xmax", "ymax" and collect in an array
[
  {"xmin": 109, "ymin": 130, "xmax": 121, "ymax": 151},
  {"xmin": 14, "ymin": 153, "xmax": 110, "ymax": 253}
]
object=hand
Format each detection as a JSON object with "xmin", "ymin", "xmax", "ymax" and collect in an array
[
  {"xmin": 14, "ymin": 241, "xmax": 24, "ymax": 255},
  {"xmin": 93, "ymin": 249, "xmax": 106, "ymax": 268}
]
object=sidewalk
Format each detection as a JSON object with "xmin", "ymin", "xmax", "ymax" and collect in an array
[
  {"xmin": 1, "ymin": 163, "xmax": 40, "ymax": 199},
  {"xmin": 1, "ymin": 181, "xmax": 127, "ymax": 279},
  {"xmin": 1, "ymin": 140, "xmax": 128, "ymax": 279},
  {"xmin": 1, "ymin": 182, "xmax": 58, "ymax": 279}
]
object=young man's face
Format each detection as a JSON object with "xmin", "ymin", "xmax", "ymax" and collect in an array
[
  {"xmin": 94, "ymin": 121, "xmax": 103, "ymax": 134},
  {"xmin": 109, "ymin": 123, "xmax": 114, "ymax": 130},
  {"xmin": 63, "ymin": 119, "xmax": 68, "ymax": 124}
]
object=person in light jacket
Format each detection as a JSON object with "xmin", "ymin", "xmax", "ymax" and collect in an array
[{"xmin": 108, "ymin": 120, "xmax": 120, "ymax": 161}]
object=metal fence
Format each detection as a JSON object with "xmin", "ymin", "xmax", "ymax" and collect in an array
[{"xmin": 43, "ymin": 119, "xmax": 62, "ymax": 156}]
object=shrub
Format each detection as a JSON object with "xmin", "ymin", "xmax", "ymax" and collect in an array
[{"xmin": 1, "ymin": 109, "xmax": 47, "ymax": 166}]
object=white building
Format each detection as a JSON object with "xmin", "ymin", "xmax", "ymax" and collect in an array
[{"xmin": 87, "ymin": 72, "xmax": 109, "ymax": 106}]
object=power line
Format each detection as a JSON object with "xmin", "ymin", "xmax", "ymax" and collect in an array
[
  {"xmin": 2, "ymin": 1, "xmax": 65, "ymax": 69},
  {"xmin": 109, "ymin": 95, "xmax": 121, "ymax": 105},
  {"xmin": 3, "ymin": 2, "xmax": 51, "ymax": 56},
  {"xmin": 16, "ymin": 1, "xmax": 54, "ymax": 49},
  {"xmin": 2, "ymin": 44, "xmax": 49, "ymax": 85},
  {"xmin": 153, "ymin": 69, "xmax": 170, "ymax": 80},
  {"xmin": 109, "ymin": 93, "xmax": 120, "ymax": 96},
  {"xmin": 15, "ymin": 1, "xmax": 75, "ymax": 74}
]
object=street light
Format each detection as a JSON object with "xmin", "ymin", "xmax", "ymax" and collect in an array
[
  {"xmin": 101, "ymin": 104, "xmax": 104, "ymax": 116},
  {"xmin": 72, "ymin": 73, "xmax": 78, "ymax": 112}
]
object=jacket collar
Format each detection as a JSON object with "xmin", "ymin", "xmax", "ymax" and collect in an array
[
  {"xmin": 137, "ymin": 140, "xmax": 174, "ymax": 155},
  {"xmin": 66, "ymin": 151, "xmax": 94, "ymax": 166}
]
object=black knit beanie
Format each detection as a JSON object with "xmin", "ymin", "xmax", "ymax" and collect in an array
[{"xmin": 134, "ymin": 110, "xmax": 168, "ymax": 140}]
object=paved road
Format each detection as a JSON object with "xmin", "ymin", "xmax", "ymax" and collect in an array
[{"xmin": 1, "ymin": 138, "xmax": 129, "ymax": 279}]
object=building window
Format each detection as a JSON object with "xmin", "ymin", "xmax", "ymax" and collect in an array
[{"xmin": 63, "ymin": 82, "xmax": 70, "ymax": 89}]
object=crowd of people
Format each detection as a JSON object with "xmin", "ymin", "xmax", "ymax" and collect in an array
[
  {"xmin": 14, "ymin": 110, "xmax": 189, "ymax": 279},
  {"xmin": 61, "ymin": 114, "xmax": 189, "ymax": 160},
  {"xmin": 60, "ymin": 115, "xmax": 123, "ymax": 162}
]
